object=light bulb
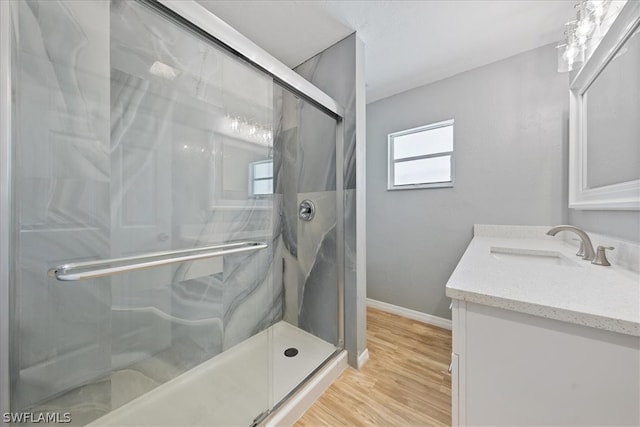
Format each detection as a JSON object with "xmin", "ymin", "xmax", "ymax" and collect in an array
[
  {"xmin": 575, "ymin": 3, "xmax": 594, "ymax": 42},
  {"xmin": 576, "ymin": 18, "xmax": 594, "ymax": 39},
  {"xmin": 564, "ymin": 44, "xmax": 578, "ymax": 62},
  {"xmin": 586, "ymin": 0, "xmax": 606, "ymax": 19}
]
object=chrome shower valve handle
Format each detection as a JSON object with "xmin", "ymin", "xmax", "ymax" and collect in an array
[{"xmin": 299, "ymin": 199, "xmax": 315, "ymax": 221}]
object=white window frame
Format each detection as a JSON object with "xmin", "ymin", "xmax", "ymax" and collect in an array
[{"xmin": 387, "ymin": 119, "xmax": 455, "ymax": 190}]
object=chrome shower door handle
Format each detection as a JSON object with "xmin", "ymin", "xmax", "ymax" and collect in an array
[{"xmin": 48, "ymin": 241, "xmax": 268, "ymax": 281}]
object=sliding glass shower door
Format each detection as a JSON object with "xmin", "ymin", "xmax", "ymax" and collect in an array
[
  {"xmin": 5, "ymin": 0, "xmax": 344, "ymax": 424},
  {"xmin": 11, "ymin": 1, "xmax": 277, "ymax": 424}
]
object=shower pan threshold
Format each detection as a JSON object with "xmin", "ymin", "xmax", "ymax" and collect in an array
[{"xmin": 90, "ymin": 322, "xmax": 340, "ymax": 426}]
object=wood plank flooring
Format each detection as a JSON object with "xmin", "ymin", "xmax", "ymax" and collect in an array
[{"xmin": 296, "ymin": 307, "xmax": 452, "ymax": 426}]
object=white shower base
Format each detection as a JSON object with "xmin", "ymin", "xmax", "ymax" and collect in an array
[{"xmin": 90, "ymin": 321, "xmax": 337, "ymax": 426}]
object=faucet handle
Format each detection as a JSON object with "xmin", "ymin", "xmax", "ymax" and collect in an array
[{"xmin": 592, "ymin": 246, "xmax": 614, "ymax": 266}]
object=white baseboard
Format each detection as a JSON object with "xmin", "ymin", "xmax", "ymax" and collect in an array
[
  {"xmin": 357, "ymin": 348, "xmax": 369, "ymax": 369},
  {"xmin": 264, "ymin": 350, "xmax": 348, "ymax": 427},
  {"xmin": 367, "ymin": 298, "xmax": 452, "ymax": 330}
]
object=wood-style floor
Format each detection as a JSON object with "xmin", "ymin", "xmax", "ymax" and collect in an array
[{"xmin": 296, "ymin": 307, "xmax": 452, "ymax": 426}]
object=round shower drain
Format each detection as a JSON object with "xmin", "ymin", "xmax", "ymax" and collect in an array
[{"xmin": 284, "ymin": 347, "xmax": 299, "ymax": 357}]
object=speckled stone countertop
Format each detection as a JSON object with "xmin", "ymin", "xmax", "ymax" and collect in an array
[{"xmin": 446, "ymin": 225, "xmax": 640, "ymax": 336}]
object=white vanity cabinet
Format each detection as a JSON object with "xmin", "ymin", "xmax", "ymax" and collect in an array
[{"xmin": 450, "ymin": 299, "xmax": 640, "ymax": 426}]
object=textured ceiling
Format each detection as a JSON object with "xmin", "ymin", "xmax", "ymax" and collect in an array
[{"xmin": 198, "ymin": 1, "xmax": 576, "ymax": 103}]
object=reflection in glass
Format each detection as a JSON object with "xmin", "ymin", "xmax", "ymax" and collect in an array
[
  {"xmin": 250, "ymin": 160, "xmax": 274, "ymax": 197},
  {"xmin": 585, "ymin": 27, "xmax": 640, "ymax": 188}
]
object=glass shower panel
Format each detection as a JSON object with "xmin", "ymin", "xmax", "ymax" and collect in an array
[
  {"xmin": 12, "ymin": 1, "xmax": 276, "ymax": 424},
  {"xmin": 13, "ymin": 1, "xmax": 112, "ymax": 418},
  {"xmin": 270, "ymin": 84, "xmax": 340, "ymax": 408}
]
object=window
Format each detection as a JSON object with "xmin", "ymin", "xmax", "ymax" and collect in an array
[
  {"xmin": 249, "ymin": 160, "xmax": 273, "ymax": 197},
  {"xmin": 388, "ymin": 119, "xmax": 454, "ymax": 190}
]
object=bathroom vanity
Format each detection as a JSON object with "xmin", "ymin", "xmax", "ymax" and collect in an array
[{"xmin": 446, "ymin": 225, "xmax": 640, "ymax": 426}]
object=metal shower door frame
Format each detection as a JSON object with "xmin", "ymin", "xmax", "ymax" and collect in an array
[
  {"xmin": 0, "ymin": 0, "xmax": 347, "ymax": 416},
  {"xmin": 0, "ymin": 0, "xmax": 13, "ymax": 419}
]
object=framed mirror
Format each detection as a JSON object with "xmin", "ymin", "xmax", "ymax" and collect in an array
[{"xmin": 569, "ymin": 1, "xmax": 640, "ymax": 210}]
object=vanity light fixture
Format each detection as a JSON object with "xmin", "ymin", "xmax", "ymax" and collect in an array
[
  {"xmin": 556, "ymin": 0, "xmax": 617, "ymax": 72},
  {"xmin": 557, "ymin": 23, "xmax": 585, "ymax": 73},
  {"xmin": 575, "ymin": 2, "xmax": 595, "ymax": 43}
]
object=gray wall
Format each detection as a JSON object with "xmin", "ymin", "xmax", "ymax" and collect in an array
[
  {"xmin": 568, "ymin": 210, "xmax": 640, "ymax": 243},
  {"xmin": 366, "ymin": 44, "xmax": 568, "ymax": 320}
]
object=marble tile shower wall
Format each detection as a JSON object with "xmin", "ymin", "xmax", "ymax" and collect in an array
[
  {"xmin": 273, "ymin": 86, "xmax": 339, "ymax": 346},
  {"xmin": 294, "ymin": 34, "xmax": 359, "ymax": 360},
  {"xmin": 12, "ymin": 0, "xmax": 281, "ymax": 414}
]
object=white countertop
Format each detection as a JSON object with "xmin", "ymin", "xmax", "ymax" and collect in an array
[{"xmin": 445, "ymin": 225, "xmax": 640, "ymax": 336}]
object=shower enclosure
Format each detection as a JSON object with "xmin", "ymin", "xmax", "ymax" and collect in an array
[{"xmin": 0, "ymin": 0, "xmax": 345, "ymax": 425}]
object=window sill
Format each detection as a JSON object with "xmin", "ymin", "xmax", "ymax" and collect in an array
[{"xmin": 387, "ymin": 182, "xmax": 454, "ymax": 191}]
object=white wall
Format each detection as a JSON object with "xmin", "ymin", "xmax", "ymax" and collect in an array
[{"xmin": 366, "ymin": 44, "xmax": 568, "ymax": 320}]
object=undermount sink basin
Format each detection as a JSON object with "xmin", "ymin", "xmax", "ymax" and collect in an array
[{"xmin": 490, "ymin": 246, "xmax": 579, "ymax": 267}]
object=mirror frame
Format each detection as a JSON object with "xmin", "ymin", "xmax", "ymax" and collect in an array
[{"xmin": 569, "ymin": 0, "xmax": 640, "ymax": 210}]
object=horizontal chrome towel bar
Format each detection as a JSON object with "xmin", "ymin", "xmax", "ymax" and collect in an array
[{"xmin": 48, "ymin": 241, "xmax": 268, "ymax": 282}]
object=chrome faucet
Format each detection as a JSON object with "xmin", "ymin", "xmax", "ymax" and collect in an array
[{"xmin": 546, "ymin": 225, "xmax": 596, "ymax": 261}]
